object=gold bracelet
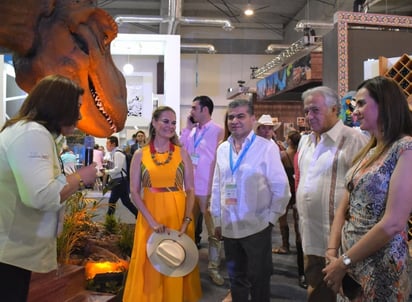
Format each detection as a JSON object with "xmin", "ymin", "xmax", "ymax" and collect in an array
[
  {"xmin": 183, "ymin": 216, "xmax": 192, "ymax": 223},
  {"xmin": 326, "ymin": 247, "xmax": 338, "ymax": 251}
]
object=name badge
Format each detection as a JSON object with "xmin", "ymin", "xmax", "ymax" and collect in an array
[
  {"xmin": 225, "ymin": 183, "xmax": 237, "ymax": 205},
  {"xmin": 190, "ymin": 153, "xmax": 200, "ymax": 166}
]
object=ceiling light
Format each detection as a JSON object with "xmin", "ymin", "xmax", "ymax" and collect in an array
[
  {"xmin": 123, "ymin": 63, "xmax": 134, "ymax": 75},
  {"xmin": 244, "ymin": 5, "xmax": 254, "ymax": 16},
  {"xmin": 123, "ymin": 55, "xmax": 134, "ymax": 75}
]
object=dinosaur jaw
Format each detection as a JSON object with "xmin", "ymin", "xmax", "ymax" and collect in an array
[
  {"xmin": 8, "ymin": 4, "xmax": 128, "ymax": 138},
  {"xmin": 76, "ymin": 71, "xmax": 127, "ymax": 137},
  {"xmin": 90, "ymin": 76, "xmax": 118, "ymax": 133}
]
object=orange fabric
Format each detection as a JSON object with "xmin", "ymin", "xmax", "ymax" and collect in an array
[{"xmin": 123, "ymin": 145, "xmax": 202, "ymax": 302}]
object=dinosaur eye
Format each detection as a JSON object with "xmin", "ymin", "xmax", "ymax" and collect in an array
[
  {"xmin": 103, "ymin": 35, "xmax": 109, "ymax": 47},
  {"xmin": 72, "ymin": 32, "xmax": 89, "ymax": 55}
]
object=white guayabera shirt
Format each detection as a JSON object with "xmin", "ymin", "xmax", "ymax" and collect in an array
[{"xmin": 296, "ymin": 120, "xmax": 369, "ymax": 257}]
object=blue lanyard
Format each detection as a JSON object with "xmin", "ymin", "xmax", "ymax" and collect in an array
[
  {"xmin": 193, "ymin": 126, "xmax": 209, "ymax": 149},
  {"xmin": 229, "ymin": 134, "xmax": 256, "ymax": 175}
]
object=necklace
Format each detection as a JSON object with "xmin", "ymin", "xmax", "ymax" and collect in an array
[{"xmin": 150, "ymin": 141, "xmax": 174, "ymax": 166}]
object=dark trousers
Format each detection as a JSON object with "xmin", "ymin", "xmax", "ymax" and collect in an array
[
  {"xmin": 223, "ymin": 225, "xmax": 273, "ymax": 302},
  {"xmin": 292, "ymin": 206, "xmax": 305, "ymax": 276},
  {"xmin": 194, "ymin": 212, "xmax": 203, "ymax": 245},
  {"xmin": 0, "ymin": 262, "xmax": 32, "ymax": 302},
  {"xmin": 107, "ymin": 179, "xmax": 138, "ymax": 218}
]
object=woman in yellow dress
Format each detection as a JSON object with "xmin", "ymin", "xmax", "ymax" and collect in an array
[{"xmin": 123, "ymin": 106, "xmax": 202, "ymax": 302}]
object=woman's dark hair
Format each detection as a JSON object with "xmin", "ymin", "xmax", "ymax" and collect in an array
[
  {"xmin": 359, "ymin": 76, "xmax": 412, "ymax": 143},
  {"xmin": 222, "ymin": 111, "xmax": 231, "ymax": 142},
  {"xmin": 1, "ymin": 74, "xmax": 84, "ymax": 134},
  {"xmin": 148, "ymin": 106, "xmax": 180, "ymax": 146},
  {"xmin": 353, "ymin": 76, "xmax": 412, "ymax": 166},
  {"xmin": 287, "ymin": 130, "xmax": 301, "ymax": 148}
]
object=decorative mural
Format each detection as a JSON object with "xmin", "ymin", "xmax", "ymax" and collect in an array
[{"xmin": 256, "ymin": 52, "xmax": 321, "ymax": 100}]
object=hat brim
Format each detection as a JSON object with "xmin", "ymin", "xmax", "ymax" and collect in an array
[
  {"xmin": 254, "ymin": 121, "xmax": 282, "ymax": 132},
  {"xmin": 147, "ymin": 229, "xmax": 199, "ymax": 277},
  {"xmin": 273, "ymin": 122, "xmax": 282, "ymax": 131}
]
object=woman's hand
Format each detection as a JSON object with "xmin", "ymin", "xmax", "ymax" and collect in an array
[
  {"xmin": 325, "ymin": 248, "xmax": 338, "ymax": 263},
  {"xmin": 152, "ymin": 223, "xmax": 166, "ymax": 234},
  {"xmin": 322, "ymin": 256, "xmax": 347, "ymax": 294},
  {"xmin": 77, "ymin": 163, "xmax": 98, "ymax": 186},
  {"xmin": 179, "ymin": 217, "xmax": 191, "ymax": 235}
]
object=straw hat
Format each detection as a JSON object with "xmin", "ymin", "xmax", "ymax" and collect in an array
[
  {"xmin": 147, "ymin": 229, "xmax": 199, "ymax": 277},
  {"xmin": 255, "ymin": 114, "xmax": 282, "ymax": 131}
]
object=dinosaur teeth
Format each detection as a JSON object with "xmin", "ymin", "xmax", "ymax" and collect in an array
[{"xmin": 89, "ymin": 78, "xmax": 117, "ymax": 132}]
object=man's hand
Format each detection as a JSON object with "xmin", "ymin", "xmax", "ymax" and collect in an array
[{"xmin": 187, "ymin": 115, "xmax": 196, "ymax": 129}]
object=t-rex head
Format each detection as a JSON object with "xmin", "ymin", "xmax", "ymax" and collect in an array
[{"xmin": 1, "ymin": 0, "xmax": 127, "ymax": 137}]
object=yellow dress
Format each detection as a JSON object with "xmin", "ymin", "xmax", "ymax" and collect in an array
[{"xmin": 123, "ymin": 145, "xmax": 202, "ymax": 302}]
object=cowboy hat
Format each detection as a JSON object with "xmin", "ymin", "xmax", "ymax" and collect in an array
[
  {"xmin": 147, "ymin": 229, "xmax": 199, "ymax": 277},
  {"xmin": 255, "ymin": 114, "xmax": 282, "ymax": 131}
]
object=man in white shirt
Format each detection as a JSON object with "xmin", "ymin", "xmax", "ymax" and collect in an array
[
  {"xmin": 104, "ymin": 136, "xmax": 138, "ymax": 218},
  {"xmin": 296, "ymin": 86, "xmax": 368, "ymax": 301},
  {"xmin": 211, "ymin": 99, "xmax": 290, "ymax": 302}
]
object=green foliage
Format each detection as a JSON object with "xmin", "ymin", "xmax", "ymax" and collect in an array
[
  {"xmin": 86, "ymin": 272, "xmax": 126, "ymax": 294},
  {"xmin": 103, "ymin": 214, "xmax": 120, "ymax": 235},
  {"xmin": 57, "ymin": 191, "xmax": 101, "ymax": 264},
  {"xmin": 117, "ymin": 224, "xmax": 135, "ymax": 257}
]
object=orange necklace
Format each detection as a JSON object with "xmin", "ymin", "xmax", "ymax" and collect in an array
[{"xmin": 150, "ymin": 141, "xmax": 174, "ymax": 165}]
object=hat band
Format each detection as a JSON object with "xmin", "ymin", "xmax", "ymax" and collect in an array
[{"xmin": 148, "ymin": 186, "xmax": 180, "ymax": 193}]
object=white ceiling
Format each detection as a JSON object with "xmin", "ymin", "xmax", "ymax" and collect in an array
[{"xmin": 98, "ymin": 0, "xmax": 412, "ymax": 54}]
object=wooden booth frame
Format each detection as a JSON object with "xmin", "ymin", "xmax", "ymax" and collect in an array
[{"xmin": 334, "ymin": 11, "xmax": 412, "ymax": 98}]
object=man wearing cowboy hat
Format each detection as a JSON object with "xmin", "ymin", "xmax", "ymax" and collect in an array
[
  {"xmin": 255, "ymin": 114, "xmax": 281, "ymax": 139},
  {"xmin": 255, "ymin": 114, "xmax": 284, "ymax": 151}
]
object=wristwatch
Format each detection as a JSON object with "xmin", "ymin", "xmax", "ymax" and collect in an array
[{"xmin": 342, "ymin": 253, "xmax": 352, "ymax": 267}]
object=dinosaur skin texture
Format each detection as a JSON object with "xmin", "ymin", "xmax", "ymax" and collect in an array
[{"xmin": 0, "ymin": 0, "xmax": 127, "ymax": 137}]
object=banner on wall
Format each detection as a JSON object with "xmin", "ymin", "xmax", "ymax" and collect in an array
[{"xmin": 256, "ymin": 52, "xmax": 322, "ymax": 100}]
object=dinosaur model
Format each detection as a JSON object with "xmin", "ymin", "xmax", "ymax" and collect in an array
[{"xmin": 0, "ymin": 0, "xmax": 127, "ymax": 137}]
